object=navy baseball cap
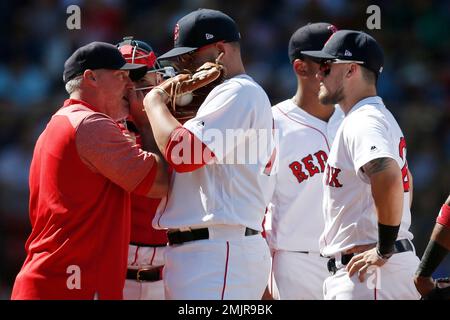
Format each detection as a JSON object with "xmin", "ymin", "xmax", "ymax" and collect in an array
[
  {"xmin": 63, "ymin": 41, "xmax": 147, "ymax": 83},
  {"xmin": 158, "ymin": 8, "xmax": 241, "ymax": 60},
  {"xmin": 288, "ymin": 22, "xmax": 338, "ymax": 63},
  {"xmin": 301, "ymin": 30, "xmax": 384, "ymax": 75}
]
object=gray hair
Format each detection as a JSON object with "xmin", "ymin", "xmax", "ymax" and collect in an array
[{"xmin": 65, "ymin": 76, "xmax": 83, "ymax": 94}]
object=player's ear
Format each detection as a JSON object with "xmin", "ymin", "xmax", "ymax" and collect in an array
[
  {"xmin": 216, "ymin": 41, "xmax": 226, "ymax": 56},
  {"xmin": 346, "ymin": 64, "xmax": 357, "ymax": 78},
  {"xmin": 83, "ymin": 69, "xmax": 97, "ymax": 86},
  {"xmin": 293, "ymin": 59, "xmax": 307, "ymax": 77}
]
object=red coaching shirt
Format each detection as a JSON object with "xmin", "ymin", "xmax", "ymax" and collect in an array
[
  {"xmin": 129, "ymin": 195, "xmax": 167, "ymax": 245},
  {"xmin": 117, "ymin": 123, "xmax": 168, "ymax": 246},
  {"xmin": 11, "ymin": 99, "xmax": 157, "ymax": 300}
]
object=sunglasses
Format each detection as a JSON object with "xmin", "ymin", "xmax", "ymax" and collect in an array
[{"xmin": 319, "ymin": 59, "xmax": 364, "ymax": 77}]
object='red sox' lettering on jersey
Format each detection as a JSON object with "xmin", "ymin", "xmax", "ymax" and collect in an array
[
  {"xmin": 324, "ymin": 164, "xmax": 343, "ymax": 187},
  {"xmin": 289, "ymin": 150, "xmax": 328, "ymax": 184}
]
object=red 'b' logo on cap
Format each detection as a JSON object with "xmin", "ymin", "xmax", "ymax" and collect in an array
[
  {"xmin": 174, "ymin": 24, "xmax": 180, "ymax": 44},
  {"xmin": 324, "ymin": 26, "xmax": 338, "ymax": 47},
  {"xmin": 328, "ymin": 24, "xmax": 338, "ymax": 33},
  {"xmin": 328, "ymin": 24, "xmax": 338, "ymax": 34}
]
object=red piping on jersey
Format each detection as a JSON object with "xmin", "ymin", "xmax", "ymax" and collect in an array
[
  {"xmin": 156, "ymin": 194, "xmax": 168, "ymax": 229},
  {"xmin": 263, "ymin": 145, "xmax": 277, "ymax": 176},
  {"xmin": 263, "ymin": 119, "xmax": 277, "ymax": 176},
  {"xmin": 149, "ymin": 247, "xmax": 157, "ymax": 265},
  {"xmin": 275, "ymin": 105, "xmax": 331, "ymax": 151},
  {"xmin": 131, "ymin": 246, "xmax": 139, "ymax": 266},
  {"xmin": 221, "ymin": 242, "xmax": 230, "ymax": 300},
  {"xmin": 156, "ymin": 168, "xmax": 173, "ymax": 229},
  {"xmin": 261, "ymin": 208, "xmax": 267, "ymax": 238}
]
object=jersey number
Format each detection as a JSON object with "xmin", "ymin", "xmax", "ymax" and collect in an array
[{"xmin": 398, "ymin": 137, "xmax": 410, "ymax": 192}]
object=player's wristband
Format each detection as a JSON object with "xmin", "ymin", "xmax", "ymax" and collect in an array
[
  {"xmin": 416, "ymin": 240, "xmax": 449, "ymax": 277},
  {"xmin": 436, "ymin": 204, "xmax": 450, "ymax": 229},
  {"xmin": 376, "ymin": 223, "xmax": 400, "ymax": 259}
]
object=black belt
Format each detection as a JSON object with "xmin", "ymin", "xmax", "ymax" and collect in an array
[
  {"xmin": 167, "ymin": 227, "xmax": 260, "ymax": 245},
  {"xmin": 327, "ymin": 239, "xmax": 414, "ymax": 275},
  {"xmin": 126, "ymin": 266, "xmax": 163, "ymax": 282},
  {"xmin": 129, "ymin": 242, "xmax": 167, "ymax": 247}
]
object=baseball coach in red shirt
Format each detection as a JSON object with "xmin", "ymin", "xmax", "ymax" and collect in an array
[{"xmin": 11, "ymin": 42, "xmax": 169, "ymax": 300}]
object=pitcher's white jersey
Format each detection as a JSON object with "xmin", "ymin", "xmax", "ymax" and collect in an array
[
  {"xmin": 267, "ymin": 99, "xmax": 343, "ymax": 252},
  {"xmin": 153, "ymin": 74, "xmax": 276, "ymax": 232},
  {"xmin": 321, "ymin": 96, "xmax": 413, "ymax": 257}
]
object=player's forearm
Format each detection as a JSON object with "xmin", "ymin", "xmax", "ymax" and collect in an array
[
  {"xmin": 431, "ymin": 221, "xmax": 450, "ymax": 251},
  {"xmin": 415, "ymin": 225, "xmax": 449, "ymax": 278},
  {"xmin": 416, "ymin": 200, "xmax": 450, "ymax": 278},
  {"xmin": 143, "ymin": 91, "xmax": 181, "ymax": 155},
  {"xmin": 366, "ymin": 158, "xmax": 404, "ymax": 226}
]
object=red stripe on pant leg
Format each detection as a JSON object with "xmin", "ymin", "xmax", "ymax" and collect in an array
[
  {"xmin": 132, "ymin": 246, "xmax": 140, "ymax": 266},
  {"xmin": 221, "ymin": 241, "xmax": 230, "ymax": 300},
  {"xmin": 149, "ymin": 247, "xmax": 156, "ymax": 265}
]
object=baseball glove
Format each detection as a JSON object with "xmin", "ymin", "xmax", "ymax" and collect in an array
[
  {"xmin": 421, "ymin": 277, "xmax": 450, "ymax": 300},
  {"xmin": 155, "ymin": 57, "xmax": 225, "ymax": 122}
]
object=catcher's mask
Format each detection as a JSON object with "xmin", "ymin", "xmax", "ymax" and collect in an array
[
  {"xmin": 117, "ymin": 36, "xmax": 175, "ymax": 91},
  {"xmin": 117, "ymin": 36, "xmax": 160, "ymax": 69}
]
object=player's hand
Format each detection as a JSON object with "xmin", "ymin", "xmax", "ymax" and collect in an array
[
  {"xmin": 344, "ymin": 243, "xmax": 376, "ymax": 254},
  {"xmin": 143, "ymin": 87, "xmax": 170, "ymax": 110},
  {"xmin": 414, "ymin": 275, "xmax": 436, "ymax": 296},
  {"xmin": 346, "ymin": 247, "xmax": 387, "ymax": 282}
]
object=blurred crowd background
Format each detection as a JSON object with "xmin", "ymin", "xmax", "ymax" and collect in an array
[{"xmin": 0, "ymin": 0, "xmax": 449, "ymax": 299}]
